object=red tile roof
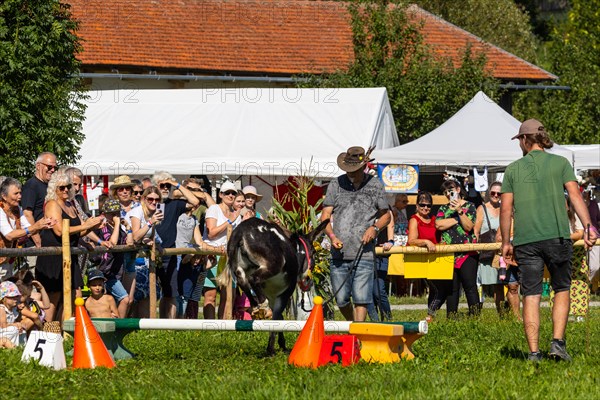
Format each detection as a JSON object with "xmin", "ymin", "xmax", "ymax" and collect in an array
[{"xmin": 67, "ymin": 0, "xmax": 556, "ymax": 81}]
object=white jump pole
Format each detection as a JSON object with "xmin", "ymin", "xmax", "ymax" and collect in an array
[{"xmin": 135, "ymin": 319, "xmax": 353, "ymax": 333}]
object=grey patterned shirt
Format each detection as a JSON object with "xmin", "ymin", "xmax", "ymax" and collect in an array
[{"xmin": 324, "ymin": 174, "xmax": 389, "ymax": 260}]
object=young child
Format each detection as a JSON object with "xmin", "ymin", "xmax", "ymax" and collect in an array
[
  {"xmin": 0, "ymin": 281, "xmax": 23, "ymax": 348},
  {"xmin": 15, "ymin": 274, "xmax": 51, "ymax": 334},
  {"xmin": 84, "ymin": 269, "xmax": 119, "ymax": 319}
]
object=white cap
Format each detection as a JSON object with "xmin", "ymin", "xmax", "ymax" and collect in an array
[{"xmin": 220, "ymin": 181, "xmax": 237, "ymax": 193}]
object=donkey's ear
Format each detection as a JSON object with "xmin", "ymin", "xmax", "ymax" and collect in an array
[{"xmin": 308, "ymin": 219, "xmax": 329, "ymax": 243}]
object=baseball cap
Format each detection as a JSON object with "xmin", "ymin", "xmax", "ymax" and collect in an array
[
  {"xmin": 220, "ymin": 181, "xmax": 237, "ymax": 193},
  {"xmin": 512, "ymin": 119, "xmax": 545, "ymax": 140},
  {"xmin": 87, "ymin": 269, "xmax": 106, "ymax": 282}
]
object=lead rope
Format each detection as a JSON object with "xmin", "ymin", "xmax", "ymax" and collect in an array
[{"xmin": 323, "ymin": 242, "xmax": 365, "ymax": 305}]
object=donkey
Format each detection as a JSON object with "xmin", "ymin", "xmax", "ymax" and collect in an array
[{"xmin": 221, "ymin": 217, "xmax": 328, "ymax": 355}]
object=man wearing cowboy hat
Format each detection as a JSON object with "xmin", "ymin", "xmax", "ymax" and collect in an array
[{"xmin": 321, "ymin": 146, "xmax": 391, "ymax": 321}]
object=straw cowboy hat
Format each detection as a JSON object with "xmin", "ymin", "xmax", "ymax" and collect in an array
[
  {"xmin": 109, "ymin": 175, "xmax": 136, "ymax": 190},
  {"xmin": 336, "ymin": 146, "xmax": 375, "ymax": 173},
  {"xmin": 242, "ymin": 185, "xmax": 263, "ymax": 202}
]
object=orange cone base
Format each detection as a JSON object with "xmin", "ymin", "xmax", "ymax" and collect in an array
[
  {"xmin": 72, "ymin": 298, "xmax": 116, "ymax": 369},
  {"xmin": 288, "ymin": 296, "xmax": 325, "ymax": 368}
]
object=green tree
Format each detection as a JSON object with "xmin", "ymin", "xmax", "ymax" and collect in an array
[
  {"xmin": 514, "ymin": 0, "xmax": 599, "ymax": 144},
  {"xmin": 302, "ymin": 0, "xmax": 497, "ymax": 143},
  {"xmin": 416, "ymin": 0, "xmax": 539, "ymax": 62},
  {"xmin": 0, "ymin": 0, "xmax": 86, "ymax": 178}
]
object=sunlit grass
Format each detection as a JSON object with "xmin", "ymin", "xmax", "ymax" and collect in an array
[{"xmin": 2, "ymin": 307, "xmax": 599, "ymax": 399}]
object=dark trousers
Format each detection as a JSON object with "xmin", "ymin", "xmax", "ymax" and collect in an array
[
  {"xmin": 427, "ymin": 279, "xmax": 453, "ymax": 316},
  {"xmin": 447, "ymin": 255, "xmax": 480, "ymax": 316}
]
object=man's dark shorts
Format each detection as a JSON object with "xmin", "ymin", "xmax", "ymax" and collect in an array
[{"xmin": 514, "ymin": 238, "xmax": 572, "ymax": 296}]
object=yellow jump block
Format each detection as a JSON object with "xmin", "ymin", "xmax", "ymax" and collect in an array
[{"xmin": 349, "ymin": 323, "xmax": 404, "ymax": 363}]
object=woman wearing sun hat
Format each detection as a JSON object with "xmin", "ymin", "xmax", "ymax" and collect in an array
[
  {"xmin": 110, "ymin": 175, "xmax": 139, "ymax": 218},
  {"xmin": 110, "ymin": 175, "xmax": 141, "ymax": 305},
  {"xmin": 241, "ymin": 185, "xmax": 263, "ymax": 219}
]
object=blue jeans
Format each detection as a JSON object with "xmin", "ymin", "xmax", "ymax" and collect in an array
[
  {"xmin": 331, "ymin": 258, "xmax": 374, "ymax": 307},
  {"xmin": 367, "ymin": 257, "xmax": 392, "ymax": 321},
  {"xmin": 105, "ymin": 278, "xmax": 129, "ymax": 303}
]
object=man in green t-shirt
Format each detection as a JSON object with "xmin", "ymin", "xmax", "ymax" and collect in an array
[{"xmin": 500, "ymin": 119, "xmax": 597, "ymax": 362}]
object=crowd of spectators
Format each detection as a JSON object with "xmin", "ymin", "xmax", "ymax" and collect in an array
[
  {"xmin": 1, "ymin": 148, "xmax": 599, "ymax": 349},
  {"xmin": 0, "ymin": 152, "xmax": 268, "ymax": 346}
]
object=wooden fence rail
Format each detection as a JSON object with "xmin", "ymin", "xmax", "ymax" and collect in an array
[
  {"xmin": 1, "ymin": 239, "xmax": 596, "ymax": 258},
  {"xmin": 1, "ymin": 217, "xmax": 597, "ymax": 321}
]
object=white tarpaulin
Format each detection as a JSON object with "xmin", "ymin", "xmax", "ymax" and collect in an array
[
  {"xmin": 372, "ymin": 91, "xmax": 574, "ymax": 170},
  {"xmin": 563, "ymin": 145, "xmax": 600, "ymax": 171},
  {"xmin": 76, "ymin": 87, "xmax": 399, "ymax": 178}
]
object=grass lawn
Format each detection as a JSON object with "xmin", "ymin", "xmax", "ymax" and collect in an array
[{"xmin": 2, "ymin": 308, "xmax": 599, "ymax": 399}]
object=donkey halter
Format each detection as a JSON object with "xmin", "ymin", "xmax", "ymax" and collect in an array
[{"xmin": 297, "ymin": 237, "xmax": 313, "ymax": 292}]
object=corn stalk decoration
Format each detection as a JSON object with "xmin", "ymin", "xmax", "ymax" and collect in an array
[{"xmin": 269, "ymin": 175, "xmax": 334, "ymax": 319}]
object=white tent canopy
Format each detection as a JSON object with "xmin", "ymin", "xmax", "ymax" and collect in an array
[
  {"xmin": 76, "ymin": 87, "xmax": 399, "ymax": 178},
  {"xmin": 563, "ymin": 145, "xmax": 600, "ymax": 171},
  {"xmin": 372, "ymin": 91, "xmax": 574, "ymax": 171}
]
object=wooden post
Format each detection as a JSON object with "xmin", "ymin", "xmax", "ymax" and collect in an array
[
  {"xmin": 149, "ymin": 239, "xmax": 157, "ymax": 319},
  {"xmin": 223, "ymin": 225, "xmax": 233, "ymax": 320},
  {"xmin": 61, "ymin": 219, "xmax": 72, "ymax": 322}
]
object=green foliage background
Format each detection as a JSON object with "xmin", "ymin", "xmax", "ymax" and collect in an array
[
  {"xmin": 513, "ymin": 0, "xmax": 600, "ymax": 144},
  {"xmin": 416, "ymin": 0, "xmax": 539, "ymax": 61},
  {"xmin": 313, "ymin": 0, "xmax": 598, "ymax": 145},
  {"xmin": 0, "ymin": 0, "xmax": 86, "ymax": 178},
  {"xmin": 301, "ymin": 0, "xmax": 498, "ymax": 144}
]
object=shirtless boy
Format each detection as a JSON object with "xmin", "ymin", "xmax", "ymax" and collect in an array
[{"xmin": 84, "ymin": 270, "xmax": 119, "ymax": 318}]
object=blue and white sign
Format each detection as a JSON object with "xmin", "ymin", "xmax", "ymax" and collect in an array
[{"xmin": 378, "ymin": 164, "xmax": 419, "ymax": 193}]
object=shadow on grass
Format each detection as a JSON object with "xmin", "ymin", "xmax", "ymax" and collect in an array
[{"xmin": 500, "ymin": 345, "xmax": 528, "ymax": 360}]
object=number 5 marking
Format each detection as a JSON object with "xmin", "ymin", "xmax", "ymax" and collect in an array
[
  {"xmin": 330, "ymin": 341, "xmax": 343, "ymax": 363},
  {"xmin": 34, "ymin": 339, "xmax": 46, "ymax": 361}
]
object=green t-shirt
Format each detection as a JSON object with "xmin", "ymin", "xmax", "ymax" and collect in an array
[{"xmin": 502, "ymin": 150, "xmax": 576, "ymax": 246}]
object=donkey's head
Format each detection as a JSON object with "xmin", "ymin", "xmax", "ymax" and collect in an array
[{"xmin": 295, "ymin": 219, "xmax": 329, "ymax": 291}]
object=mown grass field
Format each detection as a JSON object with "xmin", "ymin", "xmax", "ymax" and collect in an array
[{"xmin": 2, "ymin": 306, "xmax": 599, "ymax": 399}]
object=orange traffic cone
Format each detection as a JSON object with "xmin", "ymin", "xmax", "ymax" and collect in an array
[
  {"xmin": 288, "ymin": 295, "xmax": 325, "ymax": 368},
  {"xmin": 72, "ymin": 297, "xmax": 116, "ymax": 369}
]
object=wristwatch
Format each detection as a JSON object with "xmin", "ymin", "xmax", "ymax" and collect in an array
[{"xmin": 372, "ymin": 225, "xmax": 380, "ymax": 234}]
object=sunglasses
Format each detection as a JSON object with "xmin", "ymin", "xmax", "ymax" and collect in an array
[
  {"xmin": 159, "ymin": 183, "xmax": 172, "ymax": 190},
  {"xmin": 40, "ymin": 162, "xmax": 57, "ymax": 171},
  {"xmin": 418, "ymin": 203, "xmax": 432, "ymax": 208},
  {"xmin": 58, "ymin": 184, "xmax": 72, "ymax": 191},
  {"xmin": 145, "ymin": 197, "xmax": 160, "ymax": 203},
  {"xmin": 489, "ymin": 191, "xmax": 501, "ymax": 197},
  {"xmin": 186, "ymin": 186, "xmax": 203, "ymax": 192},
  {"xmin": 222, "ymin": 190, "xmax": 237, "ymax": 196},
  {"xmin": 117, "ymin": 187, "xmax": 132, "ymax": 192},
  {"xmin": 133, "ymin": 190, "xmax": 143, "ymax": 195}
]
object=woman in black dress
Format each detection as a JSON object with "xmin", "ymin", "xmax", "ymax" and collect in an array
[{"xmin": 35, "ymin": 170, "xmax": 103, "ymax": 321}]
